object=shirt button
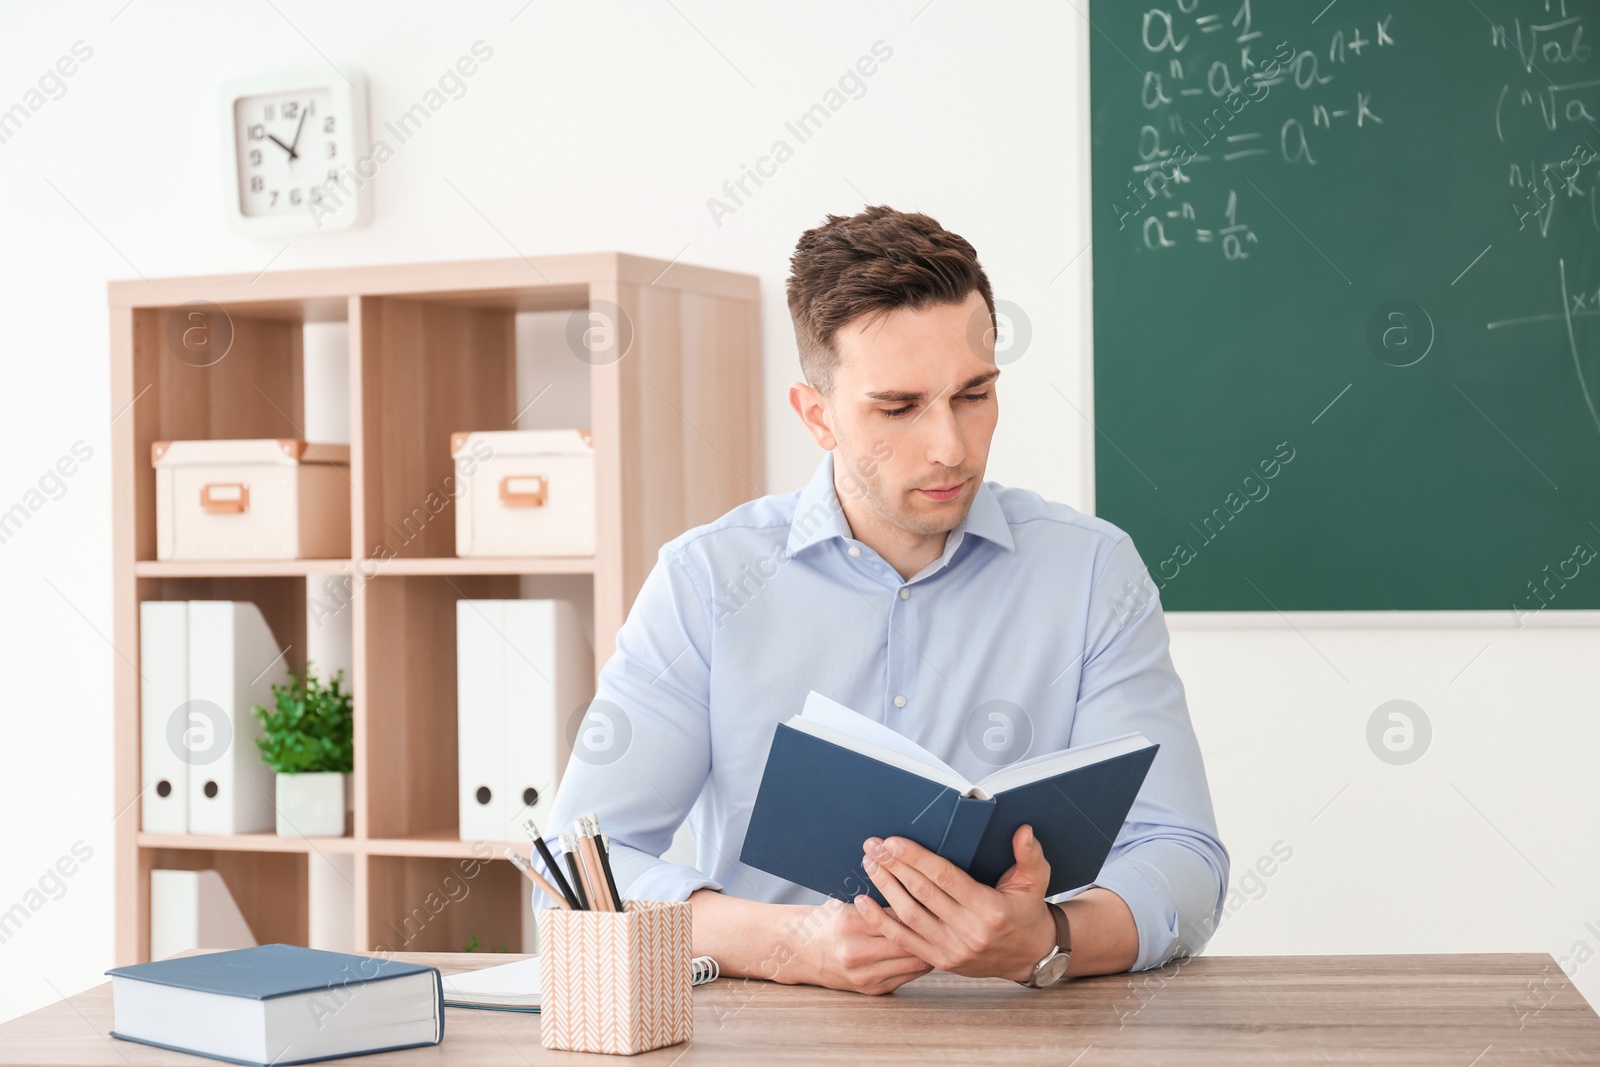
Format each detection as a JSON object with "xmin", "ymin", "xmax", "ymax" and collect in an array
[
  {"xmin": 893, "ymin": 695, "xmax": 907, "ymax": 708},
  {"xmin": 899, "ymin": 588, "xmax": 910, "ymax": 600},
  {"xmin": 847, "ymin": 545, "xmax": 861, "ymax": 557}
]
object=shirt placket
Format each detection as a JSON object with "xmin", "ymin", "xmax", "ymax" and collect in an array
[
  {"xmin": 844, "ymin": 529, "xmax": 964, "ymax": 723},
  {"xmin": 884, "ymin": 574, "xmax": 920, "ymax": 723}
]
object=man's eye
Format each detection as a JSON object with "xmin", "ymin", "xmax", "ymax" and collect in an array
[
  {"xmin": 882, "ymin": 405, "xmax": 913, "ymax": 418},
  {"xmin": 960, "ymin": 392, "xmax": 990, "ymax": 403}
]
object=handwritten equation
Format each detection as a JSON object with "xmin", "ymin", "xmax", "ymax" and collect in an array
[
  {"xmin": 1116, "ymin": 0, "xmax": 1401, "ymax": 257},
  {"xmin": 1491, "ymin": 1, "xmax": 1600, "ymax": 239}
]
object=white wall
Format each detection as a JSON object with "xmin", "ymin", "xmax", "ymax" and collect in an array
[{"xmin": 0, "ymin": 0, "xmax": 1594, "ymax": 1025}]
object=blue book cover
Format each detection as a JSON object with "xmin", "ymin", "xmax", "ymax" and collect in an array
[
  {"xmin": 740, "ymin": 694, "xmax": 1159, "ymax": 905},
  {"xmin": 106, "ymin": 943, "xmax": 443, "ymax": 1066}
]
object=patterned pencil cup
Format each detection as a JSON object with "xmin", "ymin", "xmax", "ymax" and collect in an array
[{"xmin": 539, "ymin": 900, "xmax": 693, "ymax": 1055}]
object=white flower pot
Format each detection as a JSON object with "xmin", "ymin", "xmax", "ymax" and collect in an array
[{"xmin": 275, "ymin": 771, "xmax": 351, "ymax": 837}]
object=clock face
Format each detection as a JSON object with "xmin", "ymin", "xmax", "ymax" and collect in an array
[{"xmin": 233, "ymin": 88, "xmax": 339, "ymax": 217}]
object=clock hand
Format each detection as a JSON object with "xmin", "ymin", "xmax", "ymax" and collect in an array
[
  {"xmin": 287, "ymin": 104, "xmax": 310, "ymax": 157},
  {"xmin": 266, "ymin": 133, "xmax": 298, "ymax": 160}
]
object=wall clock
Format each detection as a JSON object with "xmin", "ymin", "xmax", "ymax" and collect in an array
[{"xmin": 220, "ymin": 69, "xmax": 370, "ymax": 237}]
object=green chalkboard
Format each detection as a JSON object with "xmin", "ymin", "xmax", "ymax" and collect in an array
[{"xmin": 1090, "ymin": 0, "xmax": 1600, "ymax": 612}]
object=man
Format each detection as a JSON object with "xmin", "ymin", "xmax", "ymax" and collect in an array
[{"xmin": 540, "ymin": 205, "xmax": 1228, "ymax": 994}]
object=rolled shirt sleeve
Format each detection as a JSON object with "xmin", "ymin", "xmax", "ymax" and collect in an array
[{"xmin": 1065, "ymin": 534, "xmax": 1230, "ymax": 971}]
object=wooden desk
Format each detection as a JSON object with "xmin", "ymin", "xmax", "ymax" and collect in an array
[{"xmin": 3, "ymin": 952, "xmax": 1597, "ymax": 1065}]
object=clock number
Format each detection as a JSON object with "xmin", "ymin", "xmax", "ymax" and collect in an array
[
  {"xmin": 290, "ymin": 188, "xmax": 303, "ymax": 205},
  {"xmin": 249, "ymin": 148, "xmax": 261, "ymax": 166},
  {"xmin": 248, "ymin": 124, "xmax": 265, "ymax": 141},
  {"xmin": 323, "ymin": 116, "xmax": 335, "ymax": 133},
  {"xmin": 309, "ymin": 187, "xmax": 323, "ymax": 202},
  {"xmin": 250, "ymin": 176, "xmax": 264, "ymax": 192},
  {"xmin": 326, "ymin": 168, "xmax": 339, "ymax": 182},
  {"xmin": 326, "ymin": 141, "xmax": 337, "ymax": 159},
  {"xmin": 269, "ymin": 190, "xmax": 278, "ymax": 206},
  {"xmin": 283, "ymin": 101, "xmax": 298, "ymax": 119}
]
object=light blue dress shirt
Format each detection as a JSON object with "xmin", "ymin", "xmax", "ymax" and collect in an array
[{"xmin": 540, "ymin": 452, "xmax": 1229, "ymax": 971}]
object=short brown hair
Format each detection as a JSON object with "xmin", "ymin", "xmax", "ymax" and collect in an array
[{"xmin": 786, "ymin": 205, "xmax": 995, "ymax": 395}]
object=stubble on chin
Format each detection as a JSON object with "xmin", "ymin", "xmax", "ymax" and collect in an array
[{"xmin": 871, "ymin": 480, "xmax": 975, "ymax": 538}]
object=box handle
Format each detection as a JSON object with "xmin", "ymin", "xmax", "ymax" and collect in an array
[
  {"xmin": 500, "ymin": 474, "xmax": 548, "ymax": 508},
  {"xmin": 200, "ymin": 482, "xmax": 250, "ymax": 514}
]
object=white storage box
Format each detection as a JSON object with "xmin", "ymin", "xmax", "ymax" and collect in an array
[
  {"xmin": 152, "ymin": 439, "xmax": 350, "ymax": 561},
  {"xmin": 452, "ymin": 430, "xmax": 595, "ymax": 557}
]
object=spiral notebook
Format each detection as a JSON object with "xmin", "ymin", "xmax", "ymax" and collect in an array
[{"xmin": 441, "ymin": 954, "xmax": 719, "ymax": 1012}]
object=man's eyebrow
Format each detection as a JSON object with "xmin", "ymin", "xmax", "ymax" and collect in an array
[{"xmin": 864, "ymin": 370, "xmax": 999, "ymax": 404}]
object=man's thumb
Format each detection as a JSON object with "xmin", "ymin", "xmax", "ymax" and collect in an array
[
  {"xmin": 1016, "ymin": 825, "xmax": 1049, "ymax": 872},
  {"xmin": 997, "ymin": 825, "xmax": 1051, "ymax": 893}
]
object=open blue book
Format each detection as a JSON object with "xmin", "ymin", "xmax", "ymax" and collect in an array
[{"xmin": 740, "ymin": 692, "xmax": 1159, "ymax": 904}]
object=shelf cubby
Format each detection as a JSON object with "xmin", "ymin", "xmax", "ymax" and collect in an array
[
  {"xmin": 138, "ymin": 846, "xmax": 310, "ymax": 949},
  {"xmin": 127, "ymin": 304, "xmax": 333, "ymax": 564},
  {"xmin": 360, "ymin": 572, "xmax": 521, "ymax": 842},
  {"xmin": 353, "ymin": 294, "xmax": 519, "ymax": 562},
  {"xmin": 365, "ymin": 854, "xmax": 527, "ymax": 955}
]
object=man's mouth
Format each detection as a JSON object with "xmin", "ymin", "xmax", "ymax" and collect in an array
[{"xmin": 916, "ymin": 478, "xmax": 967, "ymax": 502}]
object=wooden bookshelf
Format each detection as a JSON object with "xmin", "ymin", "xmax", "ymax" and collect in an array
[{"xmin": 109, "ymin": 253, "xmax": 763, "ymax": 963}]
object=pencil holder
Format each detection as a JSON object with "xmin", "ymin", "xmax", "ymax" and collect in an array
[{"xmin": 539, "ymin": 900, "xmax": 693, "ymax": 1055}]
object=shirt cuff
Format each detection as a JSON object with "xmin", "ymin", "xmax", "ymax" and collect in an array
[
  {"xmin": 1090, "ymin": 844, "xmax": 1224, "ymax": 972},
  {"xmin": 621, "ymin": 861, "xmax": 725, "ymax": 903}
]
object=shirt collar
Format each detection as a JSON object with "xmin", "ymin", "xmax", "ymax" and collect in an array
[{"xmin": 784, "ymin": 452, "xmax": 1016, "ymax": 559}]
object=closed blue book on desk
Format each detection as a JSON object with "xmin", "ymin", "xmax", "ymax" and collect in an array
[
  {"xmin": 741, "ymin": 692, "xmax": 1160, "ymax": 904},
  {"xmin": 106, "ymin": 943, "xmax": 443, "ymax": 1066}
]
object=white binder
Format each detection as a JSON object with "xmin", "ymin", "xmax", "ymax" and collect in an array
[
  {"xmin": 457, "ymin": 600, "xmax": 506, "ymax": 842},
  {"xmin": 140, "ymin": 602, "xmax": 191, "ymax": 834},
  {"xmin": 457, "ymin": 600, "xmax": 592, "ymax": 842},
  {"xmin": 504, "ymin": 600, "xmax": 590, "ymax": 831},
  {"xmin": 184, "ymin": 601, "xmax": 283, "ymax": 836}
]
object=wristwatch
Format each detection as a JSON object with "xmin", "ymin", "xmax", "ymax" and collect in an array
[{"xmin": 1021, "ymin": 902, "xmax": 1073, "ymax": 988}]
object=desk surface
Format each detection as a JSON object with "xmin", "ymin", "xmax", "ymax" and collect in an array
[{"xmin": 4, "ymin": 952, "xmax": 1597, "ymax": 1066}]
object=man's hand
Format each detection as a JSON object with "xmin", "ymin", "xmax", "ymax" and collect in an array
[
  {"xmin": 853, "ymin": 824, "xmax": 1058, "ymax": 983},
  {"xmin": 782, "ymin": 897, "xmax": 934, "ymax": 995},
  {"xmin": 688, "ymin": 888, "xmax": 931, "ymax": 996}
]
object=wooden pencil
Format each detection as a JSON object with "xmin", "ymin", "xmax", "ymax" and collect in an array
[
  {"xmin": 505, "ymin": 847, "xmax": 573, "ymax": 909},
  {"xmin": 575, "ymin": 829, "xmax": 614, "ymax": 912}
]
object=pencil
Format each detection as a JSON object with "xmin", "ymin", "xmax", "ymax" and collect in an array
[
  {"xmin": 522, "ymin": 818, "xmax": 579, "ymax": 910},
  {"xmin": 504, "ymin": 847, "xmax": 572, "ymax": 909},
  {"xmin": 560, "ymin": 832, "xmax": 593, "ymax": 911},
  {"xmin": 574, "ymin": 826, "xmax": 613, "ymax": 912},
  {"xmin": 596, "ymin": 829, "xmax": 625, "ymax": 912}
]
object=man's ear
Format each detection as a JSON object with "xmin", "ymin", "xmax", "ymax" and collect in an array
[{"xmin": 789, "ymin": 380, "xmax": 838, "ymax": 451}]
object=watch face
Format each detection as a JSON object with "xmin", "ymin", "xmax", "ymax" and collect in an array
[
  {"xmin": 233, "ymin": 88, "xmax": 337, "ymax": 217},
  {"xmin": 1035, "ymin": 950, "xmax": 1071, "ymax": 987}
]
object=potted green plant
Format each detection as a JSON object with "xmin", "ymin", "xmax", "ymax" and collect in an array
[{"xmin": 253, "ymin": 664, "xmax": 354, "ymax": 837}]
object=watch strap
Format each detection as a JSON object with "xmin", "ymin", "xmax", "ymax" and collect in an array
[{"xmin": 1048, "ymin": 900, "xmax": 1072, "ymax": 954}]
